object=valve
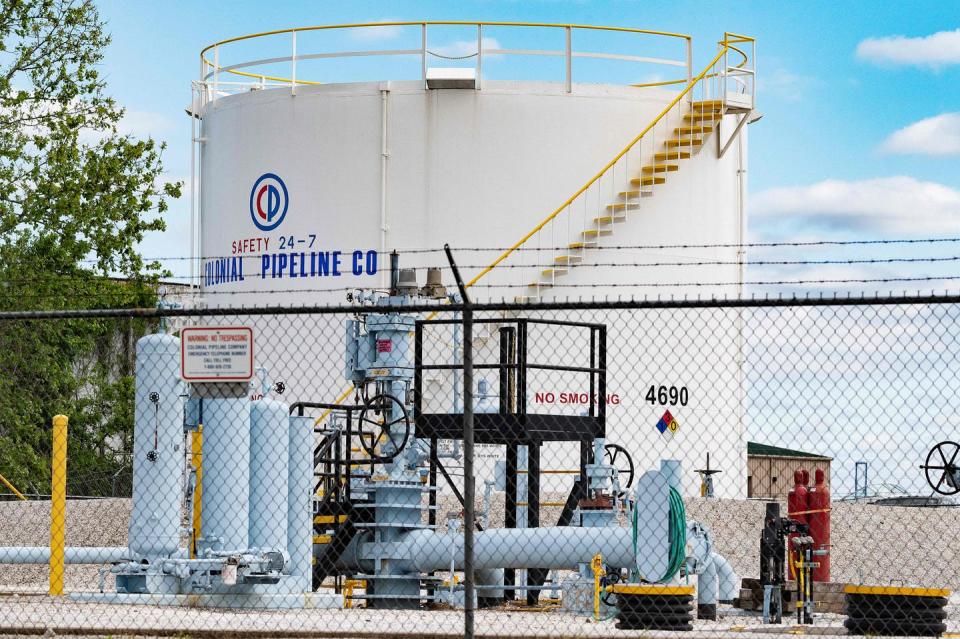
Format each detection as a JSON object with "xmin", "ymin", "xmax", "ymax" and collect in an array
[
  {"xmin": 358, "ymin": 393, "xmax": 411, "ymax": 463},
  {"xmin": 920, "ymin": 441, "xmax": 960, "ymax": 495}
]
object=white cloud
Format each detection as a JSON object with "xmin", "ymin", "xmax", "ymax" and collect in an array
[
  {"xmin": 752, "ymin": 176, "xmax": 960, "ymax": 235},
  {"xmin": 348, "ymin": 21, "xmax": 404, "ymax": 42},
  {"xmin": 117, "ymin": 109, "xmax": 173, "ymax": 138},
  {"xmin": 429, "ymin": 37, "xmax": 501, "ymax": 61},
  {"xmin": 761, "ymin": 67, "xmax": 816, "ymax": 102},
  {"xmin": 881, "ymin": 113, "xmax": 960, "ymax": 156},
  {"xmin": 856, "ymin": 29, "xmax": 960, "ymax": 68}
]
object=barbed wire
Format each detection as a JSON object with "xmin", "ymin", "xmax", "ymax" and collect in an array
[
  {"xmin": 67, "ymin": 236, "xmax": 960, "ymax": 264},
  {"xmin": 4, "ymin": 275, "xmax": 960, "ymax": 304},
  {"xmin": 14, "ymin": 255, "xmax": 960, "ymax": 285}
]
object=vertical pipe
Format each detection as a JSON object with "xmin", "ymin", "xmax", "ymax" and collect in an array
[
  {"xmin": 462, "ymin": 299, "xmax": 475, "ymax": 636},
  {"xmin": 598, "ymin": 326, "xmax": 607, "ymax": 438},
  {"xmin": 498, "ymin": 325, "xmax": 515, "ymax": 599},
  {"xmin": 504, "ymin": 444, "xmax": 517, "ymax": 600},
  {"xmin": 525, "ymin": 442, "xmax": 540, "ymax": 606},
  {"xmin": 379, "ymin": 87, "xmax": 390, "ymax": 288},
  {"xmin": 250, "ymin": 397, "xmax": 290, "ymax": 554},
  {"xmin": 291, "ymin": 30, "xmax": 297, "ymax": 96},
  {"xmin": 564, "ymin": 27, "xmax": 572, "ymax": 93},
  {"xmin": 444, "ymin": 244, "xmax": 473, "ymax": 637},
  {"xmin": 288, "ymin": 416, "xmax": 313, "ymax": 590},
  {"xmin": 189, "ymin": 84, "xmax": 198, "ymax": 289},
  {"xmin": 476, "ymin": 24, "xmax": 483, "ymax": 91},
  {"xmin": 421, "ymin": 24, "xmax": 427, "ymax": 88},
  {"xmin": 212, "ymin": 46, "xmax": 219, "ymax": 99},
  {"xmin": 737, "ymin": 128, "xmax": 747, "ymax": 497},
  {"xmin": 49, "ymin": 414, "xmax": 68, "ymax": 596}
]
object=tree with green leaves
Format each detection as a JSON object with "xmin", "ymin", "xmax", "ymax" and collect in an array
[{"xmin": 0, "ymin": 0, "xmax": 181, "ymax": 495}]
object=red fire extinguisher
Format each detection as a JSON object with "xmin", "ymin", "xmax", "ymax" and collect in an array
[
  {"xmin": 808, "ymin": 468, "xmax": 831, "ymax": 582},
  {"xmin": 786, "ymin": 469, "xmax": 808, "ymax": 579}
]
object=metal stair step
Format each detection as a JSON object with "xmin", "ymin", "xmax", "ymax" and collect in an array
[
  {"xmin": 691, "ymin": 99, "xmax": 723, "ymax": 111},
  {"xmin": 630, "ymin": 175, "xmax": 666, "ymax": 186},
  {"xmin": 683, "ymin": 113, "xmax": 722, "ymax": 123},
  {"xmin": 555, "ymin": 254, "xmax": 584, "ymax": 263},
  {"xmin": 615, "ymin": 193, "xmax": 651, "ymax": 203},
  {"xmin": 642, "ymin": 163, "xmax": 679, "ymax": 173},
  {"xmin": 664, "ymin": 137, "xmax": 703, "ymax": 147},
  {"xmin": 541, "ymin": 267, "xmax": 568, "ymax": 276},
  {"xmin": 675, "ymin": 125, "xmax": 714, "ymax": 135},
  {"xmin": 656, "ymin": 151, "xmax": 691, "ymax": 160},
  {"xmin": 593, "ymin": 215, "xmax": 621, "ymax": 224},
  {"xmin": 581, "ymin": 228, "xmax": 613, "ymax": 238},
  {"xmin": 568, "ymin": 241, "xmax": 598, "ymax": 249}
]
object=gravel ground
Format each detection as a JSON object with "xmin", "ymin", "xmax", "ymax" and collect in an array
[{"xmin": 0, "ymin": 498, "xmax": 130, "ymax": 591}]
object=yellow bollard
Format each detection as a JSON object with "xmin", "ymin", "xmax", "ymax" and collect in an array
[
  {"xmin": 190, "ymin": 424, "xmax": 203, "ymax": 559},
  {"xmin": 49, "ymin": 414, "xmax": 68, "ymax": 596}
]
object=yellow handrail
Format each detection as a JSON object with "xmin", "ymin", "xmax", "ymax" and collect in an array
[
  {"xmin": 0, "ymin": 473, "xmax": 26, "ymax": 500},
  {"xmin": 200, "ymin": 22, "xmax": 691, "ymax": 88},
  {"xmin": 202, "ymin": 21, "xmax": 689, "ymax": 57},
  {"xmin": 463, "ymin": 42, "xmax": 739, "ymax": 289}
]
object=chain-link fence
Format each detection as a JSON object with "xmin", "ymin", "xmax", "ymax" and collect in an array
[{"xmin": 1, "ymin": 296, "xmax": 958, "ymax": 636}]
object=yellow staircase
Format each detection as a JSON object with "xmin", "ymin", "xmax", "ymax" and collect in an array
[
  {"xmin": 459, "ymin": 33, "xmax": 755, "ymax": 303},
  {"xmin": 524, "ymin": 99, "xmax": 724, "ymax": 297}
]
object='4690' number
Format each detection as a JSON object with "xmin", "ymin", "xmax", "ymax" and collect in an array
[{"xmin": 645, "ymin": 385, "xmax": 688, "ymax": 406}]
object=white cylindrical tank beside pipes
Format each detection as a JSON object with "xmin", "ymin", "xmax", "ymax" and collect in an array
[
  {"xmin": 128, "ymin": 333, "xmax": 185, "ymax": 560},
  {"xmin": 249, "ymin": 395, "xmax": 290, "ymax": 554},
  {"xmin": 200, "ymin": 396, "xmax": 251, "ymax": 553}
]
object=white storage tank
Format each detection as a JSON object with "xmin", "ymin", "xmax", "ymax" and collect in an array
[{"xmin": 191, "ymin": 23, "xmax": 755, "ymax": 498}]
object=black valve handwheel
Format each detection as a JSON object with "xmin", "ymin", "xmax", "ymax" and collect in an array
[
  {"xmin": 587, "ymin": 443, "xmax": 635, "ymax": 497},
  {"xmin": 921, "ymin": 441, "xmax": 960, "ymax": 496},
  {"xmin": 358, "ymin": 393, "xmax": 411, "ymax": 463},
  {"xmin": 604, "ymin": 443, "xmax": 635, "ymax": 493}
]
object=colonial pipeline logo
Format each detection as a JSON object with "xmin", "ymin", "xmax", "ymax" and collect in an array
[{"xmin": 249, "ymin": 173, "xmax": 289, "ymax": 231}]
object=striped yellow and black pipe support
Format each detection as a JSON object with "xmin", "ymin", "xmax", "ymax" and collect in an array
[
  {"xmin": 606, "ymin": 584, "xmax": 695, "ymax": 631},
  {"xmin": 49, "ymin": 414, "xmax": 68, "ymax": 596},
  {"xmin": 844, "ymin": 584, "xmax": 951, "ymax": 637}
]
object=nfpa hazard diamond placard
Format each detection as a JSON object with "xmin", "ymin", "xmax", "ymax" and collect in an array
[{"xmin": 656, "ymin": 410, "xmax": 680, "ymax": 438}]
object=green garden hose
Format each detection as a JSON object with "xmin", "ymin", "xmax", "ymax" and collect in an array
[{"xmin": 631, "ymin": 486, "xmax": 687, "ymax": 583}]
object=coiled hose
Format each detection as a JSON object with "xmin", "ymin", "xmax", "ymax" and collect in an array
[{"xmin": 631, "ymin": 486, "xmax": 687, "ymax": 583}]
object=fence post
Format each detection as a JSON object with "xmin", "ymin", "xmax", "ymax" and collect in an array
[
  {"xmin": 444, "ymin": 244, "xmax": 474, "ymax": 639},
  {"xmin": 49, "ymin": 414, "xmax": 68, "ymax": 596}
]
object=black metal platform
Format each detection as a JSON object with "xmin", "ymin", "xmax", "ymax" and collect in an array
[{"xmin": 414, "ymin": 316, "xmax": 606, "ymax": 604}]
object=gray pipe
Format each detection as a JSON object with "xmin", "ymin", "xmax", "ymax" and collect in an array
[
  {"xmin": 711, "ymin": 552, "xmax": 739, "ymax": 603},
  {"xmin": 401, "ymin": 526, "xmax": 634, "ymax": 572},
  {"xmin": 0, "ymin": 546, "xmax": 129, "ymax": 565},
  {"xmin": 698, "ymin": 556, "xmax": 718, "ymax": 607},
  {"xmin": 697, "ymin": 551, "xmax": 739, "ymax": 608}
]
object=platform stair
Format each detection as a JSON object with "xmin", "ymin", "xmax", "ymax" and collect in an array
[{"xmin": 453, "ymin": 33, "xmax": 755, "ymax": 304}]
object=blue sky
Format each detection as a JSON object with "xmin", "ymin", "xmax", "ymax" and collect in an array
[{"xmin": 95, "ymin": 0, "xmax": 960, "ymax": 290}]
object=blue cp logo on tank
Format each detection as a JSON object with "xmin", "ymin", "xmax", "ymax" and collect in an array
[{"xmin": 249, "ymin": 173, "xmax": 289, "ymax": 231}]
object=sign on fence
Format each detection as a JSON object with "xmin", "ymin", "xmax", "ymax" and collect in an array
[{"xmin": 180, "ymin": 326, "xmax": 254, "ymax": 381}]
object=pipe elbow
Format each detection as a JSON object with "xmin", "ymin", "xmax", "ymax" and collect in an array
[{"xmin": 710, "ymin": 552, "xmax": 739, "ymax": 603}]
